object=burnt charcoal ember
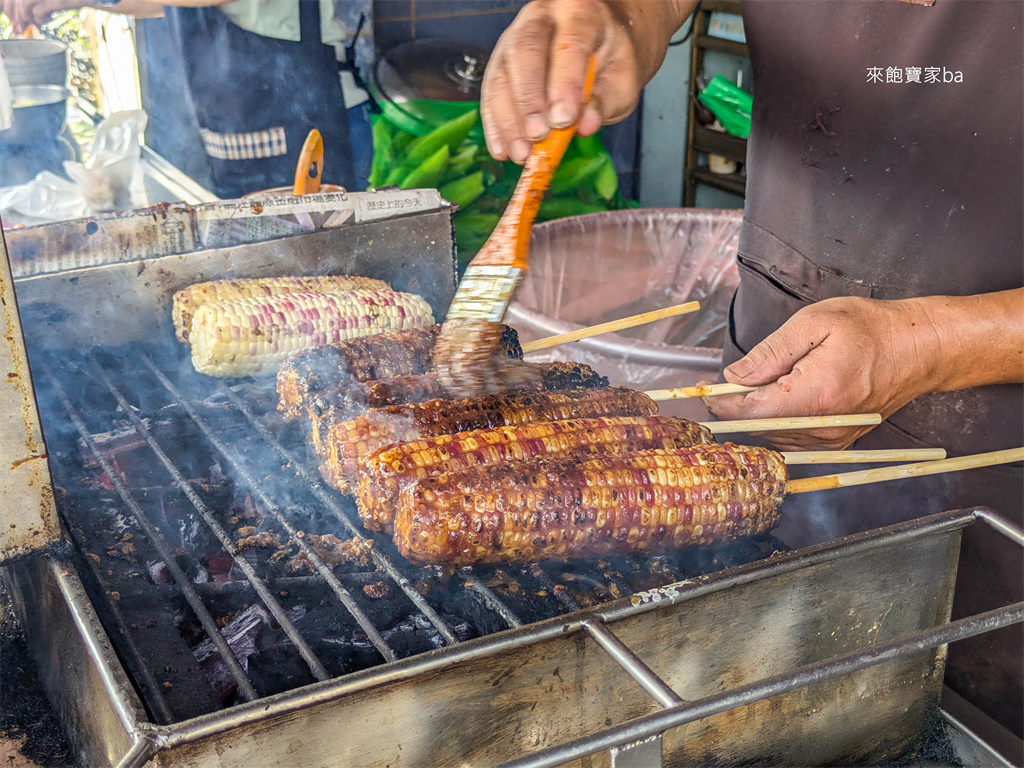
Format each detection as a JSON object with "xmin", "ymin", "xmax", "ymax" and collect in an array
[
  {"xmin": 149, "ymin": 560, "xmax": 173, "ymax": 584},
  {"xmin": 437, "ymin": 579, "xmax": 525, "ymax": 636},
  {"xmin": 876, "ymin": 710, "xmax": 961, "ymax": 767},
  {"xmin": 245, "ymin": 643, "xmax": 318, "ymax": 698},
  {"xmin": 228, "ymin": 549, "xmax": 266, "ymax": 582},
  {"xmin": 0, "ymin": 582, "xmax": 73, "ymax": 767},
  {"xmin": 193, "ymin": 605, "xmax": 270, "ymax": 702},
  {"xmin": 380, "ymin": 614, "xmax": 475, "ymax": 658},
  {"xmin": 79, "ymin": 417, "xmax": 160, "ymax": 466},
  {"xmin": 246, "ymin": 604, "xmax": 363, "ymax": 688}
]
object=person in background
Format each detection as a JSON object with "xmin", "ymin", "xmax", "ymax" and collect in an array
[
  {"xmin": 480, "ymin": 0, "xmax": 1023, "ymax": 745},
  {"xmin": 1, "ymin": 0, "xmax": 374, "ymax": 198}
]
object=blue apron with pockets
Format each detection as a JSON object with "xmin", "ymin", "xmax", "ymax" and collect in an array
[{"xmin": 166, "ymin": 1, "xmax": 354, "ymax": 199}]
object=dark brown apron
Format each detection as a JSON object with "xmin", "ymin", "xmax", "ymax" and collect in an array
[{"xmin": 733, "ymin": 0, "xmax": 1023, "ymax": 735}]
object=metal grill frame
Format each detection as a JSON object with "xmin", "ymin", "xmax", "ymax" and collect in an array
[
  {"xmin": 5, "ymin": 494, "xmax": 1021, "ymax": 768},
  {"xmin": 2, "ymin": 210, "xmax": 1021, "ymax": 767},
  {"xmin": 40, "ymin": 347, "xmax": 787, "ymax": 723},
  {"xmin": 8, "ymin": 339, "xmax": 1024, "ymax": 768}
]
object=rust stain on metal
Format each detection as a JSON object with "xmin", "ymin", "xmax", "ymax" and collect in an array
[
  {"xmin": 0, "ymin": 250, "xmax": 60, "ymax": 559},
  {"xmin": 10, "ymin": 451, "xmax": 47, "ymax": 471}
]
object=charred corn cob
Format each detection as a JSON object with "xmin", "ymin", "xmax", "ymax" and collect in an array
[
  {"xmin": 173, "ymin": 275, "xmax": 392, "ymax": 342},
  {"xmin": 360, "ymin": 362, "xmax": 608, "ymax": 410},
  {"xmin": 190, "ymin": 290, "xmax": 434, "ymax": 377},
  {"xmin": 393, "ymin": 444, "xmax": 788, "ymax": 565},
  {"xmin": 276, "ymin": 323, "xmax": 523, "ymax": 420},
  {"xmin": 355, "ymin": 415, "xmax": 714, "ymax": 533},
  {"xmin": 305, "ymin": 361, "xmax": 609, "ymax": 459},
  {"xmin": 320, "ymin": 387, "xmax": 658, "ymax": 491}
]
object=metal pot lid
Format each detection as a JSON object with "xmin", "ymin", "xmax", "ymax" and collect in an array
[{"xmin": 372, "ymin": 39, "xmax": 489, "ymax": 104}]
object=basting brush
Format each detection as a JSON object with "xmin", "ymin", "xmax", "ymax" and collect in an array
[{"xmin": 434, "ymin": 58, "xmax": 598, "ymax": 397}]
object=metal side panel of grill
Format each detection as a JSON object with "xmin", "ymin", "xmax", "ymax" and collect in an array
[
  {"xmin": 9, "ymin": 506, "xmax": 1014, "ymax": 767},
  {"xmin": 139, "ymin": 511, "xmax": 970, "ymax": 768},
  {"xmin": 11, "ymin": 201, "xmax": 457, "ymax": 352}
]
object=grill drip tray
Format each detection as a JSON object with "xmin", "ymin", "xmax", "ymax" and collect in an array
[{"xmin": 2, "ymin": 344, "xmax": 1019, "ymax": 768}]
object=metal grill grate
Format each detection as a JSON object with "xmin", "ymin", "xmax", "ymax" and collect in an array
[{"xmin": 37, "ymin": 344, "xmax": 787, "ymax": 723}]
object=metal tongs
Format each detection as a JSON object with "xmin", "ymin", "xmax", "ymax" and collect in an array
[{"xmin": 434, "ymin": 58, "xmax": 598, "ymax": 397}]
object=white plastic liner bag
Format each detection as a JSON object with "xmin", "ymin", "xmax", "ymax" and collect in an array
[{"xmin": 507, "ymin": 208, "xmax": 742, "ymax": 421}]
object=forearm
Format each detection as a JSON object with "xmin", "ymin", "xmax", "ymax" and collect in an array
[
  {"xmin": 910, "ymin": 288, "xmax": 1024, "ymax": 391},
  {"xmin": 90, "ymin": 0, "xmax": 231, "ymax": 11},
  {"xmin": 605, "ymin": 0, "xmax": 696, "ymax": 87},
  {"xmin": 81, "ymin": 0, "xmax": 158, "ymax": 16}
]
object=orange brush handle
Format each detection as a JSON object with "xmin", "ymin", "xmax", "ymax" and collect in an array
[
  {"xmin": 472, "ymin": 57, "xmax": 597, "ymax": 272},
  {"xmin": 293, "ymin": 129, "xmax": 324, "ymax": 195}
]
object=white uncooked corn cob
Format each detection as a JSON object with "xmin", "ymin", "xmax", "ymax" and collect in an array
[
  {"xmin": 173, "ymin": 275, "xmax": 392, "ymax": 342},
  {"xmin": 189, "ymin": 290, "xmax": 434, "ymax": 377}
]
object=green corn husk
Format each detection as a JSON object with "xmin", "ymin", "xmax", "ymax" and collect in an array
[
  {"xmin": 454, "ymin": 212, "xmax": 501, "ymax": 266},
  {"xmin": 399, "ymin": 145, "xmax": 450, "ymax": 190},
  {"xmin": 383, "ymin": 165, "xmax": 407, "ymax": 187},
  {"xmin": 442, "ymin": 143, "xmax": 481, "ymax": 183},
  {"xmin": 537, "ymin": 197, "xmax": 607, "ymax": 221},
  {"xmin": 439, "ymin": 170, "xmax": 486, "ymax": 209},
  {"xmin": 454, "ymin": 211, "xmax": 501, "ymax": 239},
  {"xmin": 404, "ymin": 109, "xmax": 479, "ymax": 168},
  {"xmin": 367, "ymin": 117, "xmax": 393, "ymax": 188},
  {"xmin": 368, "ymin": 116, "xmax": 417, "ymax": 188},
  {"xmin": 548, "ymin": 156, "xmax": 608, "ymax": 196},
  {"xmin": 593, "ymin": 157, "xmax": 619, "ymax": 201}
]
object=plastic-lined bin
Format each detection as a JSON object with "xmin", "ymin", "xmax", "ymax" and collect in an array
[{"xmin": 507, "ymin": 208, "xmax": 742, "ymax": 421}]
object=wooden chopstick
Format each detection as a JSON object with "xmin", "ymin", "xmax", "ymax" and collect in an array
[
  {"xmin": 783, "ymin": 448, "xmax": 946, "ymax": 464},
  {"xmin": 702, "ymin": 413, "xmax": 882, "ymax": 435},
  {"xmin": 646, "ymin": 383, "xmax": 757, "ymax": 400},
  {"xmin": 521, "ymin": 301, "xmax": 701, "ymax": 354},
  {"xmin": 787, "ymin": 447, "xmax": 1024, "ymax": 494}
]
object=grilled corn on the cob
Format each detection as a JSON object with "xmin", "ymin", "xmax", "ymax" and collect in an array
[
  {"xmin": 173, "ymin": 275, "xmax": 392, "ymax": 342},
  {"xmin": 305, "ymin": 361, "xmax": 609, "ymax": 458},
  {"xmin": 356, "ymin": 415, "xmax": 714, "ymax": 532},
  {"xmin": 321, "ymin": 387, "xmax": 658, "ymax": 491},
  {"xmin": 190, "ymin": 289, "xmax": 434, "ymax": 377},
  {"xmin": 393, "ymin": 444, "xmax": 788, "ymax": 565}
]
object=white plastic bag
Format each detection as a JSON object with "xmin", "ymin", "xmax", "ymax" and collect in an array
[
  {"xmin": 64, "ymin": 109, "xmax": 148, "ymax": 212},
  {"xmin": 507, "ymin": 208, "xmax": 743, "ymax": 421},
  {"xmin": 0, "ymin": 170, "xmax": 90, "ymax": 222},
  {"xmin": 0, "ymin": 110, "xmax": 148, "ymax": 223}
]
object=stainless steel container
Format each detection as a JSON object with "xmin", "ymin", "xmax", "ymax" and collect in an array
[
  {"xmin": 0, "ymin": 38, "xmax": 68, "ymax": 87},
  {"xmin": 1, "ymin": 84, "xmax": 69, "ymax": 146}
]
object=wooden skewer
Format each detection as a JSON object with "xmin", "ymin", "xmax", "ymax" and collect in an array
[
  {"xmin": 787, "ymin": 447, "xmax": 1024, "ymax": 494},
  {"xmin": 782, "ymin": 449, "xmax": 946, "ymax": 465},
  {"xmin": 521, "ymin": 301, "xmax": 701, "ymax": 354},
  {"xmin": 702, "ymin": 413, "xmax": 882, "ymax": 435},
  {"xmin": 647, "ymin": 383, "xmax": 758, "ymax": 400}
]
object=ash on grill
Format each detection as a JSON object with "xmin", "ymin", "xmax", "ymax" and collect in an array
[{"xmin": 41, "ymin": 344, "xmax": 790, "ymax": 722}]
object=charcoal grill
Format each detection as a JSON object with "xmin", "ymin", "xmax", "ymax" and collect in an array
[{"xmin": 0, "ymin": 200, "xmax": 1021, "ymax": 768}]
